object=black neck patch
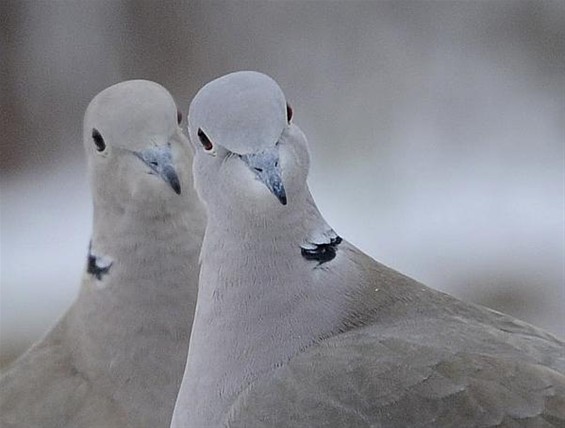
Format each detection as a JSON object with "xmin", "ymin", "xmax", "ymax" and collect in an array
[
  {"xmin": 87, "ymin": 241, "xmax": 113, "ymax": 280},
  {"xmin": 301, "ymin": 236, "xmax": 342, "ymax": 265}
]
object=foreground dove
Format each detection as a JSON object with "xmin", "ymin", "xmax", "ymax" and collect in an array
[
  {"xmin": 0, "ymin": 80, "xmax": 205, "ymax": 428},
  {"xmin": 171, "ymin": 71, "xmax": 565, "ymax": 428}
]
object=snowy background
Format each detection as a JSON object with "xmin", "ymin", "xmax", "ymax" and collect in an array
[{"xmin": 1, "ymin": 0, "xmax": 564, "ymax": 367}]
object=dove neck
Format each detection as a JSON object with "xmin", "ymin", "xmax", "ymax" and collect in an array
[
  {"xmin": 173, "ymin": 189, "xmax": 350, "ymax": 426},
  {"xmin": 205, "ymin": 188, "xmax": 312, "ymax": 233},
  {"xmin": 67, "ymin": 192, "xmax": 205, "ymax": 426},
  {"xmin": 83, "ymin": 190, "xmax": 205, "ymax": 313}
]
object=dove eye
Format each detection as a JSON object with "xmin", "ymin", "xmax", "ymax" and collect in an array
[
  {"xmin": 197, "ymin": 128, "xmax": 214, "ymax": 152},
  {"xmin": 92, "ymin": 128, "xmax": 106, "ymax": 152},
  {"xmin": 177, "ymin": 110, "xmax": 183, "ymax": 125},
  {"xmin": 286, "ymin": 103, "xmax": 293, "ymax": 124}
]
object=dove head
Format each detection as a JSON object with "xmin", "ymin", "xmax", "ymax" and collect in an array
[
  {"xmin": 84, "ymin": 80, "xmax": 189, "ymax": 208},
  {"xmin": 188, "ymin": 71, "xmax": 310, "ymax": 216}
]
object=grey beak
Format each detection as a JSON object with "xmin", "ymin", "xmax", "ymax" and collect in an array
[
  {"xmin": 135, "ymin": 144, "xmax": 181, "ymax": 195},
  {"xmin": 241, "ymin": 146, "xmax": 287, "ymax": 205}
]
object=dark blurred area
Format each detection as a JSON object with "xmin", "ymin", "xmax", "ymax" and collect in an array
[{"xmin": 1, "ymin": 1, "xmax": 564, "ymax": 367}]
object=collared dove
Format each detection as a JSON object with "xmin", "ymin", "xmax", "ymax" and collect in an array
[
  {"xmin": 0, "ymin": 80, "xmax": 206, "ymax": 428},
  {"xmin": 171, "ymin": 71, "xmax": 565, "ymax": 427}
]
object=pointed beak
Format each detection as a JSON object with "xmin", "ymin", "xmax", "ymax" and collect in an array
[
  {"xmin": 135, "ymin": 144, "xmax": 182, "ymax": 195},
  {"xmin": 241, "ymin": 146, "xmax": 287, "ymax": 205}
]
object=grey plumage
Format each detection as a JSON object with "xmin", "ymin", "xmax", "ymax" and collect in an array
[
  {"xmin": 0, "ymin": 80, "xmax": 206, "ymax": 428},
  {"xmin": 227, "ymin": 260, "xmax": 565, "ymax": 427},
  {"xmin": 172, "ymin": 71, "xmax": 565, "ymax": 428}
]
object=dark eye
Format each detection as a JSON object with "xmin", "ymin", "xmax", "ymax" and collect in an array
[
  {"xmin": 177, "ymin": 110, "xmax": 183, "ymax": 125},
  {"xmin": 92, "ymin": 128, "xmax": 106, "ymax": 152},
  {"xmin": 286, "ymin": 103, "xmax": 293, "ymax": 124},
  {"xmin": 197, "ymin": 128, "xmax": 214, "ymax": 151}
]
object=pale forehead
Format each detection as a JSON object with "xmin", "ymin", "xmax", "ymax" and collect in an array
[
  {"xmin": 189, "ymin": 71, "xmax": 287, "ymax": 154},
  {"xmin": 84, "ymin": 80, "xmax": 177, "ymax": 149}
]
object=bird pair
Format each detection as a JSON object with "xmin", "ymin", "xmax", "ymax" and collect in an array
[{"xmin": 2, "ymin": 72, "xmax": 564, "ymax": 428}]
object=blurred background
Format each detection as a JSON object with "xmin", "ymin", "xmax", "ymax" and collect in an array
[{"xmin": 1, "ymin": 0, "xmax": 564, "ymax": 368}]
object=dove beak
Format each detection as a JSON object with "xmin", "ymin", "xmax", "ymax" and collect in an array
[
  {"xmin": 135, "ymin": 144, "xmax": 182, "ymax": 195},
  {"xmin": 241, "ymin": 146, "xmax": 287, "ymax": 205}
]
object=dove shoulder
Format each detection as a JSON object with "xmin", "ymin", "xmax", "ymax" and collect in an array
[
  {"xmin": 0, "ymin": 314, "xmax": 132, "ymax": 428},
  {"xmin": 226, "ymin": 242, "xmax": 565, "ymax": 427}
]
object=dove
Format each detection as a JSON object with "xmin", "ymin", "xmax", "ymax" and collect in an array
[
  {"xmin": 0, "ymin": 80, "xmax": 206, "ymax": 428},
  {"xmin": 171, "ymin": 71, "xmax": 565, "ymax": 427}
]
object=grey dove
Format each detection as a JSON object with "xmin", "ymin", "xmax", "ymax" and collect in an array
[
  {"xmin": 171, "ymin": 71, "xmax": 565, "ymax": 428},
  {"xmin": 0, "ymin": 80, "xmax": 206, "ymax": 428}
]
